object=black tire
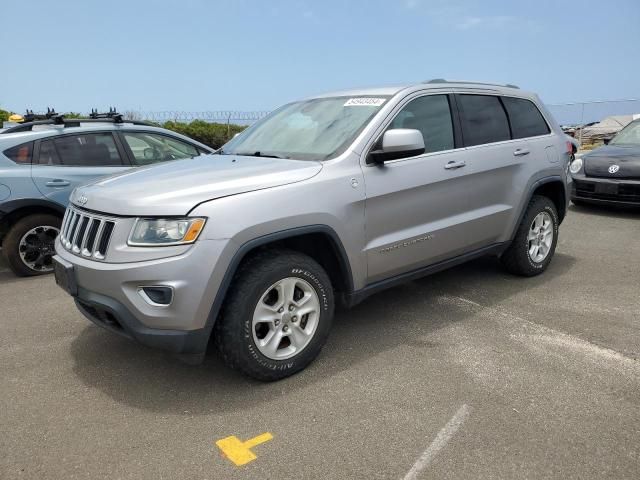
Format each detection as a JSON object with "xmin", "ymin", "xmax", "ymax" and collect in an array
[
  {"xmin": 501, "ymin": 195, "xmax": 559, "ymax": 277},
  {"xmin": 1, "ymin": 214, "xmax": 61, "ymax": 277},
  {"xmin": 214, "ymin": 249, "xmax": 334, "ymax": 381}
]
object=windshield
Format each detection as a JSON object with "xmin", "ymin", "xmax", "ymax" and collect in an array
[
  {"xmin": 610, "ymin": 120, "xmax": 640, "ymax": 146},
  {"xmin": 220, "ymin": 96, "xmax": 390, "ymax": 161}
]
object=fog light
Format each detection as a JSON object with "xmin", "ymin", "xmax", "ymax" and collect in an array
[{"xmin": 138, "ymin": 286, "xmax": 173, "ymax": 306}]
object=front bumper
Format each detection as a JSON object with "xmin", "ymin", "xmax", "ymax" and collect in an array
[
  {"xmin": 55, "ymin": 236, "xmax": 234, "ymax": 356},
  {"xmin": 74, "ymin": 287, "xmax": 209, "ymax": 356},
  {"xmin": 571, "ymin": 174, "xmax": 640, "ymax": 206}
]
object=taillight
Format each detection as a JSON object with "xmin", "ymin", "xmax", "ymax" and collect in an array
[{"xmin": 566, "ymin": 141, "xmax": 573, "ymax": 155}]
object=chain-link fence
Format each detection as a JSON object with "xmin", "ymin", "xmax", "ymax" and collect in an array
[
  {"xmin": 546, "ymin": 99, "xmax": 640, "ymax": 149},
  {"xmin": 11, "ymin": 100, "xmax": 640, "ymax": 150},
  {"xmin": 139, "ymin": 111, "xmax": 270, "ymax": 125},
  {"xmin": 546, "ymin": 99, "xmax": 640, "ymax": 126},
  {"xmin": 137, "ymin": 99, "xmax": 640, "ymax": 129}
]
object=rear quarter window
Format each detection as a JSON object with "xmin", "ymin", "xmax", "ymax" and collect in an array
[
  {"xmin": 502, "ymin": 97, "xmax": 550, "ymax": 139},
  {"xmin": 3, "ymin": 142, "xmax": 34, "ymax": 164}
]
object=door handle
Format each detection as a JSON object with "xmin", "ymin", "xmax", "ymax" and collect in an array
[
  {"xmin": 45, "ymin": 180, "xmax": 71, "ymax": 187},
  {"xmin": 444, "ymin": 160, "xmax": 466, "ymax": 170},
  {"xmin": 513, "ymin": 148, "xmax": 530, "ymax": 156}
]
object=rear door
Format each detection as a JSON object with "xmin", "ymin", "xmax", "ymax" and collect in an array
[
  {"xmin": 31, "ymin": 131, "xmax": 131, "ymax": 207},
  {"xmin": 453, "ymin": 93, "xmax": 531, "ymax": 247},
  {"xmin": 501, "ymin": 95, "xmax": 555, "ymax": 169}
]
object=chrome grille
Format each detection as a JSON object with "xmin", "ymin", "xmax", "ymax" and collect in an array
[{"xmin": 59, "ymin": 206, "xmax": 117, "ymax": 260}]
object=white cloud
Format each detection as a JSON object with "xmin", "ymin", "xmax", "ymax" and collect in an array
[{"xmin": 455, "ymin": 15, "xmax": 516, "ymax": 30}]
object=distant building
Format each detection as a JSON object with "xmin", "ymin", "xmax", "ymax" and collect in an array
[{"xmin": 581, "ymin": 114, "xmax": 640, "ymax": 141}]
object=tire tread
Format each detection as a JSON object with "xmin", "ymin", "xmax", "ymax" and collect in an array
[
  {"xmin": 501, "ymin": 195, "xmax": 559, "ymax": 277},
  {"xmin": 214, "ymin": 248, "xmax": 334, "ymax": 381},
  {"xmin": 1, "ymin": 213, "xmax": 61, "ymax": 277}
]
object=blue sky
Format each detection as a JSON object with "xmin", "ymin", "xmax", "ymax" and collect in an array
[{"xmin": 2, "ymin": 0, "xmax": 639, "ymax": 119}]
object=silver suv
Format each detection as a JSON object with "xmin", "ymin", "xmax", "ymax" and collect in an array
[{"xmin": 53, "ymin": 80, "xmax": 571, "ymax": 380}]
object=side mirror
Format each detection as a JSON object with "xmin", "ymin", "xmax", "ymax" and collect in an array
[
  {"xmin": 367, "ymin": 129, "xmax": 425, "ymax": 164},
  {"xmin": 143, "ymin": 147, "xmax": 156, "ymax": 160}
]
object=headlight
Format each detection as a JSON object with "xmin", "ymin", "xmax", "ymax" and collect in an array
[
  {"xmin": 569, "ymin": 158, "xmax": 583, "ymax": 174},
  {"xmin": 128, "ymin": 218, "xmax": 206, "ymax": 246}
]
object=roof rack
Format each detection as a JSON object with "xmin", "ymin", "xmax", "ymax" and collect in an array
[
  {"xmin": 89, "ymin": 107, "xmax": 122, "ymax": 121},
  {"xmin": 1, "ymin": 108, "xmax": 153, "ymax": 134},
  {"xmin": 23, "ymin": 107, "xmax": 59, "ymax": 122},
  {"xmin": 423, "ymin": 79, "xmax": 520, "ymax": 89}
]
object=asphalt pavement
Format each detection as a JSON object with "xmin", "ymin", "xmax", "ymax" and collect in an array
[{"xmin": 1, "ymin": 204, "xmax": 639, "ymax": 479}]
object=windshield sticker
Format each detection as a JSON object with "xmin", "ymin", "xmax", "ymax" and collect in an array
[{"xmin": 344, "ymin": 98, "xmax": 387, "ymax": 107}]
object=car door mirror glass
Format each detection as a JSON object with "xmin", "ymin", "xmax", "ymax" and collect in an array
[{"xmin": 143, "ymin": 147, "xmax": 157, "ymax": 160}]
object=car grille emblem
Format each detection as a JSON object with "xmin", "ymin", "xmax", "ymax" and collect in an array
[
  {"xmin": 608, "ymin": 165, "xmax": 620, "ymax": 174},
  {"xmin": 77, "ymin": 194, "xmax": 88, "ymax": 205}
]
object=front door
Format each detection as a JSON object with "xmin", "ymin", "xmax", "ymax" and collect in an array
[{"xmin": 362, "ymin": 93, "xmax": 478, "ymax": 283}]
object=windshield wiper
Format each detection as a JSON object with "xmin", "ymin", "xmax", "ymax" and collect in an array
[{"xmin": 235, "ymin": 151, "xmax": 286, "ymax": 159}]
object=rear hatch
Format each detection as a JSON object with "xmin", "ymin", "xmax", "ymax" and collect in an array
[{"xmin": 584, "ymin": 145, "xmax": 640, "ymax": 179}]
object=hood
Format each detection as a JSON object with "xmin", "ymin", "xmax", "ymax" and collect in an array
[
  {"xmin": 583, "ymin": 145, "xmax": 640, "ymax": 179},
  {"xmin": 72, "ymin": 154, "xmax": 323, "ymax": 216}
]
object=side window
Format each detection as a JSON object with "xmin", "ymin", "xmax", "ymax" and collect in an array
[
  {"xmin": 46, "ymin": 133, "xmax": 124, "ymax": 166},
  {"xmin": 3, "ymin": 142, "xmax": 34, "ymax": 164},
  {"xmin": 38, "ymin": 139, "xmax": 62, "ymax": 165},
  {"xmin": 123, "ymin": 132, "xmax": 199, "ymax": 166},
  {"xmin": 502, "ymin": 97, "xmax": 550, "ymax": 139},
  {"xmin": 458, "ymin": 95, "xmax": 511, "ymax": 147},
  {"xmin": 388, "ymin": 95, "xmax": 454, "ymax": 153}
]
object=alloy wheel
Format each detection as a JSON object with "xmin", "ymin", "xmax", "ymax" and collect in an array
[
  {"xmin": 18, "ymin": 226, "xmax": 60, "ymax": 272},
  {"xmin": 252, "ymin": 277, "xmax": 321, "ymax": 360},
  {"xmin": 527, "ymin": 212, "xmax": 553, "ymax": 263}
]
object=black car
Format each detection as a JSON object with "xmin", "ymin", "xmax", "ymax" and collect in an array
[{"xmin": 570, "ymin": 119, "xmax": 640, "ymax": 206}]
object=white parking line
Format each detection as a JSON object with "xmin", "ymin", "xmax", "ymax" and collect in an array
[
  {"xmin": 403, "ymin": 404, "xmax": 470, "ymax": 480},
  {"xmin": 444, "ymin": 295, "xmax": 640, "ymax": 373}
]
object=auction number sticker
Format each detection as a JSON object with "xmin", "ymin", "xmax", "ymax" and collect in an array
[{"xmin": 344, "ymin": 98, "xmax": 387, "ymax": 107}]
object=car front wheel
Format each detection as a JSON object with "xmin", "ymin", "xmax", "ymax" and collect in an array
[
  {"xmin": 215, "ymin": 249, "xmax": 334, "ymax": 381},
  {"xmin": 1, "ymin": 214, "xmax": 61, "ymax": 277}
]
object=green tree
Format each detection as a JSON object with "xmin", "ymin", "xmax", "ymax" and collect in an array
[
  {"xmin": 161, "ymin": 120, "xmax": 246, "ymax": 149},
  {"xmin": 0, "ymin": 108, "xmax": 13, "ymax": 122}
]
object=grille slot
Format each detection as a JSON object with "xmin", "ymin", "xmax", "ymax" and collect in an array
[
  {"xmin": 97, "ymin": 222, "xmax": 115, "ymax": 258},
  {"xmin": 59, "ymin": 206, "xmax": 117, "ymax": 260},
  {"xmin": 83, "ymin": 219, "xmax": 100, "ymax": 254},
  {"xmin": 574, "ymin": 180, "xmax": 640, "ymax": 204}
]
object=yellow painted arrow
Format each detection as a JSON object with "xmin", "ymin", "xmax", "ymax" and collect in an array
[{"xmin": 216, "ymin": 432, "xmax": 273, "ymax": 466}]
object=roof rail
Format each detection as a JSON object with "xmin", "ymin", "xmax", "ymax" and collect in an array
[
  {"xmin": 1, "ymin": 110, "xmax": 154, "ymax": 134},
  {"xmin": 423, "ymin": 79, "xmax": 519, "ymax": 89}
]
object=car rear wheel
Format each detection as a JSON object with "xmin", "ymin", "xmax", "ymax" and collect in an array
[
  {"xmin": 214, "ymin": 249, "xmax": 334, "ymax": 381},
  {"xmin": 501, "ymin": 195, "xmax": 559, "ymax": 277},
  {"xmin": 1, "ymin": 214, "xmax": 61, "ymax": 277}
]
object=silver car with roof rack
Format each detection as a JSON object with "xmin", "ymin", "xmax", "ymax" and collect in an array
[{"xmin": 0, "ymin": 109, "xmax": 214, "ymax": 276}]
